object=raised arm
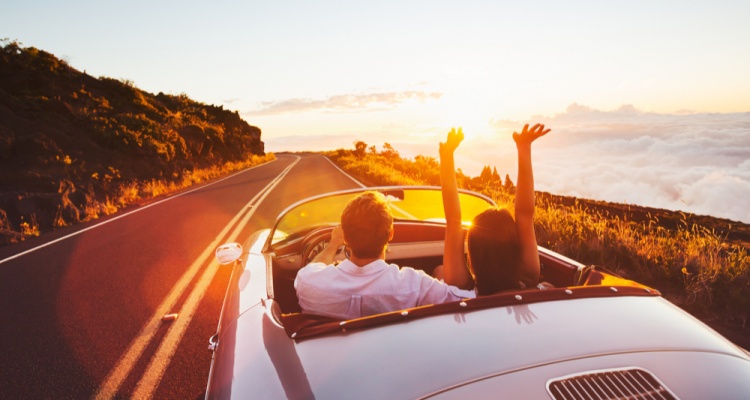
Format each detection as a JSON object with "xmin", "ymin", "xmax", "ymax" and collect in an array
[
  {"xmin": 439, "ymin": 127, "xmax": 474, "ymax": 289},
  {"xmin": 512, "ymin": 123, "xmax": 550, "ymax": 287}
]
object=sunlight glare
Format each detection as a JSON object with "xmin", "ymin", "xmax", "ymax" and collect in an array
[{"xmin": 432, "ymin": 92, "xmax": 496, "ymax": 138}]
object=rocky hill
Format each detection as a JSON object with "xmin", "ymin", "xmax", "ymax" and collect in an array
[{"xmin": 0, "ymin": 40, "xmax": 265, "ymax": 244}]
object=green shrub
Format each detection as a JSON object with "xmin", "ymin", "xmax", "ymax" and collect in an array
[{"xmin": 324, "ymin": 145, "xmax": 750, "ymax": 328}]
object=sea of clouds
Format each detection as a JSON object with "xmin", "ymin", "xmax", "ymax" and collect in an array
[
  {"xmin": 488, "ymin": 104, "xmax": 750, "ymax": 224},
  {"xmin": 264, "ymin": 104, "xmax": 750, "ymax": 224}
]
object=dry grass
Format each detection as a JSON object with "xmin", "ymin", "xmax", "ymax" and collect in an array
[
  {"xmin": 326, "ymin": 147, "xmax": 750, "ymax": 328},
  {"xmin": 326, "ymin": 149, "xmax": 437, "ymax": 186},
  {"xmin": 5, "ymin": 153, "xmax": 276, "ymax": 241},
  {"xmin": 85, "ymin": 153, "xmax": 276, "ymax": 220},
  {"xmin": 19, "ymin": 214, "xmax": 40, "ymax": 237}
]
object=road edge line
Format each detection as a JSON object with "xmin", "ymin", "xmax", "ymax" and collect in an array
[
  {"xmin": 131, "ymin": 157, "xmax": 300, "ymax": 399},
  {"xmin": 322, "ymin": 156, "xmax": 366, "ymax": 188},
  {"xmin": 92, "ymin": 158, "xmax": 290, "ymax": 400},
  {"xmin": 0, "ymin": 159, "xmax": 278, "ymax": 266}
]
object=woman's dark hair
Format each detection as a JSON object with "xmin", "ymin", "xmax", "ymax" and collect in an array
[{"xmin": 467, "ymin": 208, "xmax": 520, "ymax": 295}]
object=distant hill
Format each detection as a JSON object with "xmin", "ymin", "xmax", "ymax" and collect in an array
[{"xmin": 0, "ymin": 40, "xmax": 266, "ymax": 244}]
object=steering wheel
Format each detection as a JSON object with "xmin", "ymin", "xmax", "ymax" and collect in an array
[{"xmin": 301, "ymin": 226, "xmax": 345, "ymax": 265}]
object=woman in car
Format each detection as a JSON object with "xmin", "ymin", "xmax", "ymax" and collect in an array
[{"xmin": 439, "ymin": 124, "xmax": 551, "ymax": 295}]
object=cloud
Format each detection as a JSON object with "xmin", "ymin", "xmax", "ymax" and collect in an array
[
  {"xmin": 488, "ymin": 104, "xmax": 750, "ymax": 223},
  {"xmin": 245, "ymin": 91, "xmax": 442, "ymax": 116},
  {"xmin": 264, "ymin": 103, "xmax": 750, "ymax": 223}
]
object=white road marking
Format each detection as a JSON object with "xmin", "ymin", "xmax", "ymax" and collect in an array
[
  {"xmin": 131, "ymin": 158, "xmax": 298, "ymax": 399},
  {"xmin": 321, "ymin": 155, "xmax": 418, "ymax": 219},
  {"xmin": 323, "ymin": 156, "xmax": 365, "ymax": 187},
  {"xmin": 93, "ymin": 156, "xmax": 299, "ymax": 399},
  {"xmin": 0, "ymin": 159, "xmax": 277, "ymax": 266}
]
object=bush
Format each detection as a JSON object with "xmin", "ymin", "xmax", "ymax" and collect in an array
[{"xmin": 324, "ymin": 144, "xmax": 750, "ymax": 328}]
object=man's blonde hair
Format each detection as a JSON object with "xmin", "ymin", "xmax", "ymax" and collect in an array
[{"xmin": 341, "ymin": 191, "xmax": 393, "ymax": 258}]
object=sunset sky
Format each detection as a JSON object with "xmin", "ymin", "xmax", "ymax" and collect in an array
[{"xmin": 3, "ymin": 1, "xmax": 749, "ymax": 222}]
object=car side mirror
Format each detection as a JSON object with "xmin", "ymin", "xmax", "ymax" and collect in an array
[
  {"xmin": 380, "ymin": 189, "xmax": 405, "ymax": 201},
  {"xmin": 215, "ymin": 242, "xmax": 242, "ymax": 265}
]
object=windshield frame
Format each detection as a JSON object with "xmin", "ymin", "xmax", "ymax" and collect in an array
[{"xmin": 264, "ymin": 186, "xmax": 496, "ymax": 252}]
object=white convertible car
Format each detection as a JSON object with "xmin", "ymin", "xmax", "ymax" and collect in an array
[{"xmin": 206, "ymin": 187, "xmax": 750, "ymax": 399}]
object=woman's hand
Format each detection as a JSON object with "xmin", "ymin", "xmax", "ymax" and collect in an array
[
  {"xmin": 512, "ymin": 123, "xmax": 550, "ymax": 147},
  {"xmin": 513, "ymin": 123, "xmax": 550, "ymax": 288},
  {"xmin": 440, "ymin": 127, "xmax": 464, "ymax": 157},
  {"xmin": 439, "ymin": 126, "xmax": 473, "ymax": 289}
]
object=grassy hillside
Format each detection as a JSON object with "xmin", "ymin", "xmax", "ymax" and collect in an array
[
  {"xmin": 323, "ymin": 144, "xmax": 750, "ymax": 339},
  {"xmin": 0, "ymin": 40, "xmax": 273, "ymax": 244}
]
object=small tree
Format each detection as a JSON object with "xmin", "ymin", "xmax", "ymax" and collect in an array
[
  {"xmin": 480, "ymin": 165, "xmax": 493, "ymax": 183},
  {"xmin": 354, "ymin": 140, "xmax": 367, "ymax": 158},
  {"xmin": 381, "ymin": 143, "xmax": 399, "ymax": 159},
  {"xmin": 492, "ymin": 167, "xmax": 501, "ymax": 182},
  {"xmin": 504, "ymin": 174, "xmax": 515, "ymax": 191}
]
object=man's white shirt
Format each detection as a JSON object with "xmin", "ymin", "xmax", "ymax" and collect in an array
[{"xmin": 295, "ymin": 259, "xmax": 475, "ymax": 320}]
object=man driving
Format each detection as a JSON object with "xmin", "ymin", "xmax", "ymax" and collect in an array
[{"xmin": 294, "ymin": 191, "xmax": 475, "ymax": 320}]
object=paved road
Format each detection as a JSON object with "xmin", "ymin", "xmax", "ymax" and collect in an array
[{"xmin": 0, "ymin": 153, "xmax": 362, "ymax": 399}]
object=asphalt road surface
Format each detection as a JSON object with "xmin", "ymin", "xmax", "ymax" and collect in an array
[{"xmin": 0, "ymin": 153, "xmax": 362, "ymax": 399}]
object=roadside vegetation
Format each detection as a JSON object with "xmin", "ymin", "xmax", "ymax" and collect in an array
[
  {"xmin": 324, "ymin": 142, "xmax": 750, "ymax": 333},
  {"xmin": 0, "ymin": 40, "xmax": 272, "ymax": 244},
  {"xmin": 65, "ymin": 154, "xmax": 274, "ymax": 222},
  {"xmin": 1, "ymin": 153, "xmax": 275, "ymax": 244}
]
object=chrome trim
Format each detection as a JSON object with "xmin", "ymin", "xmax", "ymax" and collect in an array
[
  {"xmin": 262, "ymin": 186, "xmax": 496, "ymax": 251},
  {"xmin": 207, "ymin": 334, "xmax": 219, "ymax": 352},
  {"xmin": 546, "ymin": 367, "xmax": 679, "ymax": 400},
  {"xmin": 265, "ymin": 252, "xmax": 275, "ymax": 300}
]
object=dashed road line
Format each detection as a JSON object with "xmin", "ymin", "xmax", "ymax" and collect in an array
[{"xmin": 93, "ymin": 156, "xmax": 299, "ymax": 399}]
